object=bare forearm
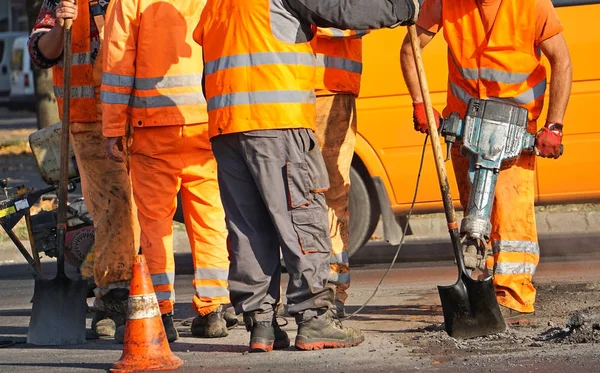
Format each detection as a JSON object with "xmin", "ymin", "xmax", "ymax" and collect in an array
[
  {"xmin": 400, "ymin": 36, "xmax": 424, "ymax": 102},
  {"xmin": 546, "ymin": 59, "xmax": 572, "ymax": 124},
  {"xmin": 37, "ymin": 24, "xmax": 65, "ymax": 61}
]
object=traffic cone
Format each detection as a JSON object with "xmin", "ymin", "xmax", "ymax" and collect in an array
[{"xmin": 111, "ymin": 255, "xmax": 183, "ymax": 373}]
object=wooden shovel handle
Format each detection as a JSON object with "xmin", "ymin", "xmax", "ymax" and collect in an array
[{"xmin": 407, "ymin": 26, "xmax": 460, "ymax": 232}]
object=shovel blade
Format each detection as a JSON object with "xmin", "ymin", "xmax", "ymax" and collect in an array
[
  {"xmin": 437, "ymin": 273, "xmax": 506, "ymax": 339},
  {"xmin": 27, "ymin": 276, "xmax": 88, "ymax": 345}
]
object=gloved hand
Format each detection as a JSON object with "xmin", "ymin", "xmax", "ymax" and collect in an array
[
  {"xmin": 412, "ymin": 102, "xmax": 441, "ymax": 134},
  {"xmin": 535, "ymin": 122, "xmax": 564, "ymax": 159}
]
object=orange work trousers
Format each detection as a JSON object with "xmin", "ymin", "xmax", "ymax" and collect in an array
[
  {"xmin": 129, "ymin": 124, "xmax": 230, "ymax": 316},
  {"xmin": 452, "ymin": 145, "xmax": 539, "ymax": 313},
  {"xmin": 314, "ymin": 94, "xmax": 357, "ymax": 304}
]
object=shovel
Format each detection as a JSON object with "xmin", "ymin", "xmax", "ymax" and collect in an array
[
  {"xmin": 27, "ymin": 17, "xmax": 88, "ymax": 346},
  {"xmin": 407, "ymin": 25, "xmax": 505, "ymax": 339}
]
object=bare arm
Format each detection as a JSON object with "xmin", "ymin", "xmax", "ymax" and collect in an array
[
  {"xmin": 400, "ymin": 25, "xmax": 437, "ymax": 103},
  {"xmin": 539, "ymin": 32, "xmax": 572, "ymax": 124},
  {"xmin": 285, "ymin": 0, "xmax": 419, "ymax": 30},
  {"xmin": 36, "ymin": 1, "xmax": 78, "ymax": 60}
]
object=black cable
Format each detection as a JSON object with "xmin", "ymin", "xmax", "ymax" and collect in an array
[{"xmin": 344, "ymin": 134, "xmax": 430, "ymax": 320}]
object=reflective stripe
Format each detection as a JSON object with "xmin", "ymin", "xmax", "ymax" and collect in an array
[
  {"xmin": 135, "ymin": 73, "xmax": 204, "ymax": 90},
  {"xmin": 101, "ymin": 91, "xmax": 206, "ymax": 107},
  {"xmin": 102, "ymin": 72, "xmax": 135, "ymax": 87},
  {"xmin": 194, "ymin": 267, "xmax": 229, "ymax": 281},
  {"xmin": 494, "ymin": 262, "xmax": 537, "ymax": 276},
  {"xmin": 100, "ymin": 91, "xmax": 131, "ymax": 105},
  {"xmin": 449, "ymin": 49, "xmax": 531, "ymax": 84},
  {"xmin": 127, "ymin": 294, "xmax": 161, "ymax": 320},
  {"xmin": 208, "ymin": 90, "xmax": 315, "ymax": 111},
  {"xmin": 58, "ymin": 52, "xmax": 92, "ymax": 67},
  {"xmin": 354, "ymin": 30, "xmax": 369, "ymax": 38},
  {"xmin": 330, "ymin": 251, "xmax": 349, "ymax": 265},
  {"xmin": 195, "ymin": 286, "xmax": 230, "ymax": 298},
  {"xmin": 449, "ymin": 80, "xmax": 546, "ymax": 106},
  {"xmin": 480, "ymin": 68, "xmax": 530, "ymax": 85},
  {"xmin": 328, "ymin": 272, "xmax": 350, "ymax": 285},
  {"xmin": 449, "ymin": 81, "xmax": 474, "ymax": 104},
  {"xmin": 492, "ymin": 240, "xmax": 540, "ymax": 255},
  {"xmin": 151, "ymin": 272, "xmax": 175, "ymax": 286},
  {"xmin": 155, "ymin": 291, "xmax": 175, "ymax": 302},
  {"xmin": 506, "ymin": 79, "xmax": 547, "ymax": 105},
  {"xmin": 54, "ymin": 86, "xmax": 95, "ymax": 99},
  {"xmin": 204, "ymin": 52, "xmax": 314, "ymax": 75},
  {"xmin": 328, "ymin": 28, "xmax": 346, "ymax": 38},
  {"xmin": 316, "ymin": 55, "xmax": 362, "ymax": 74}
]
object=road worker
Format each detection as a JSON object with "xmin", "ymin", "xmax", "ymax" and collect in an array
[
  {"xmin": 102, "ymin": 0, "xmax": 232, "ymax": 342},
  {"xmin": 312, "ymin": 28, "xmax": 368, "ymax": 318},
  {"xmin": 400, "ymin": 0, "xmax": 572, "ymax": 320},
  {"xmin": 29, "ymin": 0, "xmax": 139, "ymax": 339},
  {"xmin": 194, "ymin": 0, "xmax": 419, "ymax": 352}
]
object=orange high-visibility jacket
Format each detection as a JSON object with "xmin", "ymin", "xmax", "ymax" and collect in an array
[
  {"xmin": 101, "ymin": 0, "xmax": 207, "ymax": 138},
  {"xmin": 442, "ymin": 0, "xmax": 547, "ymax": 122},
  {"xmin": 53, "ymin": 3, "xmax": 96, "ymax": 123},
  {"xmin": 193, "ymin": 0, "xmax": 316, "ymax": 138},
  {"xmin": 314, "ymin": 28, "xmax": 367, "ymax": 97}
]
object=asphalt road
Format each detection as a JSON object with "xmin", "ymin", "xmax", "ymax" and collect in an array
[{"xmin": 1, "ymin": 258, "xmax": 600, "ymax": 373}]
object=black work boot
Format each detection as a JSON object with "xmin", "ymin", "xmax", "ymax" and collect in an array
[
  {"xmin": 245, "ymin": 314, "xmax": 290, "ymax": 352},
  {"xmin": 114, "ymin": 312, "xmax": 179, "ymax": 344},
  {"xmin": 191, "ymin": 306, "xmax": 228, "ymax": 338},
  {"xmin": 162, "ymin": 312, "xmax": 179, "ymax": 342},
  {"xmin": 223, "ymin": 305, "xmax": 240, "ymax": 329},
  {"xmin": 295, "ymin": 310, "xmax": 364, "ymax": 351},
  {"xmin": 92, "ymin": 288, "xmax": 129, "ymax": 339}
]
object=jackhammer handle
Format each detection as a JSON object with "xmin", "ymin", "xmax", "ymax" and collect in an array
[{"xmin": 408, "ymin": 25, "xmax": 466, "ymax": 272}]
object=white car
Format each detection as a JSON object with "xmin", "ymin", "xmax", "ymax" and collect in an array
[
  {"xmin": 8, "ymin": 35, "xmax": 35, "ymax": 110},
  {"xmin": 0, "ymin": 32, "xmax": 28, "ymax": 104}
]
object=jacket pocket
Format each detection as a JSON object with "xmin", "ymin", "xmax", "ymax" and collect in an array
[{"xmin": 291, "ymin": 206, "xmax": 331, "ymax": 254}]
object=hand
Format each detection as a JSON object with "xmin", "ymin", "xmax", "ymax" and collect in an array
[
  {"xmin": 412, "ymin": 101, "xmax": 441, "ymax": 134},
  {"xmin": 105, "ymin": 137, "xmax": 125, "ymax": 163},
  {"xmin": 535, "ymin": 123, "xmax": 564, "ymax": 159},
  {"xmin": 55, "ymin": 0, "xmax": 78, "ymax": 25}
]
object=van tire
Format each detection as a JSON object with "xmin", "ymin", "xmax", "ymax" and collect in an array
[{"xmin": 348, "ymin": 165, "xmax": 380, "ymax": 258}]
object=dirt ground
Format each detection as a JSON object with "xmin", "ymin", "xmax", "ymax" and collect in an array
[{"xmin": 379, "ymin": 281, "xmax": 600, "ymax": 367}]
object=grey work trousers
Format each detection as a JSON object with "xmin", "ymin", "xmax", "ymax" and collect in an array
[{"xmin": 211, "ymin": 128, "xmax": 335, "ymax": 323}]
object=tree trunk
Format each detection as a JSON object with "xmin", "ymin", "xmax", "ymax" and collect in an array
[{"xmin": 27, "ymin": 0, "xmax": 60, "ymax": 129}]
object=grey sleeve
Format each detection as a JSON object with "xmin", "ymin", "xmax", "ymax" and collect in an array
[{"xmin": 284, "ymin": 0, "xmax": 418, "ymax": 30}]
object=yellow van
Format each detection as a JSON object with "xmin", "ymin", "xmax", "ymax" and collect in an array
[{"xmin": 348, "ymin": 0, "xmax": 600, "ymax": 255}]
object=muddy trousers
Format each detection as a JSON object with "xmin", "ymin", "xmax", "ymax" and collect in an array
[
  {"xmin": 70, "ymin": 121, "xmax": 138, "ymax": 291},
  {"xmin": 211, "ymin": 129, "xmax": 335, "ymax": 323},
  {"xmin": 452, "ymin": 147, "xmax": 539, "ymax": 313},
  {"xmin": 315, "ymin": 94, "xmax": 357, "ymax": 304},
  {"xmin": 129, "ymin": 124, "xmax": 230, "ymax": 316}
]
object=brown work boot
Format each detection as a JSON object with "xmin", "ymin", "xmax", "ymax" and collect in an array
[
  {"xmin": 223, "ymin": 305, "xmax": 240, "ymax": 329},
  {"xmin": 295, "ymin": 310, "xmax": 364, "ymax": 351},
  {"xmin": 500, "ymin": 306, "xmax": 536, "ymax": 326},
  {"xmin": 191, "ymin": 306, "xmax": 228, "ymax": 338},
  {"xmin": 91, "ymin": 288, "xmax": 129, "ymax": 338}
]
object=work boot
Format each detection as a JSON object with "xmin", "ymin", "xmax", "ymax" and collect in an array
[
  {"xmin": 223, "ymin": 305, "xmax": 240, "ymax": 329},
  {"xmin": 245, "ymin": 315, "xmax": 290, "ymax": 353},
  {"xmin": 335, "ymin": 299, "xmax": 347, "ymax": 319},
  {"xmin": 295, "ymin": 310, "xmax": 364, "ymax": 351},
  {"xmin": 191, "ymin": 306, "xmax": 228, "ymax": 338},
  {"xmin": 500, "ymin": 305, "xmax": 536, "ymax": 326},
  {"xmin": 91, "ymin": 288, "xmax": 129, "ymax": 338},
  {"xmin": 114, "ymin": 312, "xmax": 179, "ymax": 344}
]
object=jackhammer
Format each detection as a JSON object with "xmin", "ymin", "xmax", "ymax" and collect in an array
[{"xmin": 440, "ymin": 98, "xmax": 542, "ymax": 272}]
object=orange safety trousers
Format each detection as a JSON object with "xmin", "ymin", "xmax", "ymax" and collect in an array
[
  {"xmin": 129, "ymin": 124, "xmax": 230, "ymax": 316},
  {"xmin": 76, "ymin": 51, "xmax": 139, "ymax": 291},
  {"xmin": 314, "ymin": 94, "xmax": 357, "ymax": 304},
  {"xmin": 451, "ymin": 145, "xmax": 539, "ymax": 313}
]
